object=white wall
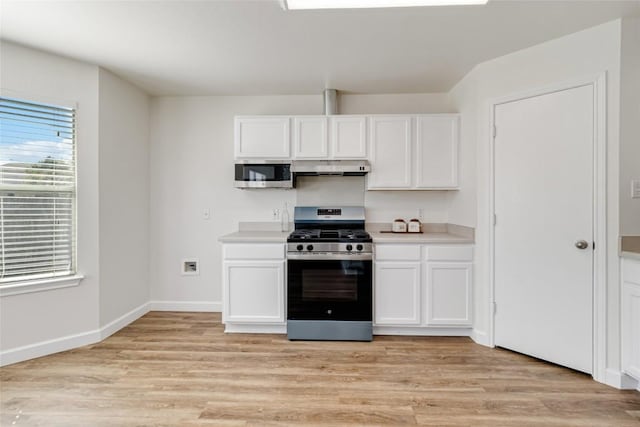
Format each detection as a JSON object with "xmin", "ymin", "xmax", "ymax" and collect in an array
[
  {"xmin": 620, "ymin": 18, "xmax": 640, "ymax": 236},
  {"xmin": 0, "ymin": 42, "xmax": 101, "ymax": 351},
  {"xmin": 0, "ymin": 43, "xmax": 151, "ymax": 364},
  {"xmin": 148, "ymin": 93, "xmax": 452, "ymax": 307},
  {"xmin": 449, "ymin": 20, "xmax": 623, "ymax": 382},
  {"xmin": 98, "ymin": 68, "xmax": 150, "ymax": 327}
]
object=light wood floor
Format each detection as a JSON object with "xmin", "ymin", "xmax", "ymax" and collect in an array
[{"xmin": 1, "ymin": 312, "xmax": 639, "ymax": 426}]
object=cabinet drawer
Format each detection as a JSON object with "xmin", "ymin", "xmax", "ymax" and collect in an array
[
  {"xmin": 425, "ymin": 246, "xmax": 473, "ymax": 262},
  {"xmin": 376, "ymin": 245, "xmax": 421, "ymax": 261},
  {"xmin": 224, "ymin": 244, "xmax": 285, "ymax": 260}
]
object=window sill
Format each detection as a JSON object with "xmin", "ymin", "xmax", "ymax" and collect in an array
[{"xmin": 0, "ymin": 274, "xmax": 84, "ymax": 297}]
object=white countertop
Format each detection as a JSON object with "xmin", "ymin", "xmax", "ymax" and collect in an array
[
  {"xmin": 218, "ymin": 230, "xmax": 289, "ymax": 243},
  {"xmin": 621, "ymin": 251, "xmax": 640, "ymax": 261},
  {"xmin": 219, "ymin": 229, "xmax": 474, "ymax": 244},
  {"xmin": 369, "ymin": 230, "xmax": 474, "ymax": 244},
  {"xmin": 620, "ymin": 236, "xmax": 640, "ymax": 260}
]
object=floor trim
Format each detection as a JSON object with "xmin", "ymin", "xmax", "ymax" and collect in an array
[
  {"xmin": 605, "ymin": 368, "xmax": 640, "ymax": 390},
  {"xmin": 148, "ymin": 300, "xmax": 222, "ymax": 312},
  {"xmin": 471, "ymin": 328, "xmax": 491, "ymax": 347},
  {"xmin": 0, "ymin": 302, "xmax": 150, "ymax": 367},
  {"xmin": 100, "ymin": 302, "xmax": 150, "ymax": 340}
]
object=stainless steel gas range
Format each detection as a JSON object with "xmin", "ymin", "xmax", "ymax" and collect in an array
[{"xmin": 286, "ymin": 206, "xmax": 373, "ymax": 341}]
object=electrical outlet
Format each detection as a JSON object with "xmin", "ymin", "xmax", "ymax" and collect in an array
[
  {"xmin": 632, "ymin": 180, "xmax": 640, "ymax": 199},
  {"xmin": 181, "ymin": 259, "xmax": 199, "ymax": 276},
  {"xmin": 272, "ymin": 209, "xmax": 280, "ymax": 220},
  {"xmin": 417, "ymin": 208, "xmax": 424, "ymax": 221}
]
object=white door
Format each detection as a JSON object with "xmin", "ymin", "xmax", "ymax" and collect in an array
[{"xmin": 494, "ymin": 84, "xmax": 594, "ymax": 374}]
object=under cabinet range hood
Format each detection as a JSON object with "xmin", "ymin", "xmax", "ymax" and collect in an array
[{"xmin": 291, "ymin": 160, "xmax": 370, "ymax": 176}]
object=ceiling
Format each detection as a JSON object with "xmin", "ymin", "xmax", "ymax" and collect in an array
[{"xmin": 1, "ymin": 0, "xmax": 639, "ymax": 96}]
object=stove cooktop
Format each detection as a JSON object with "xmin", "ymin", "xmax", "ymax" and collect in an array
[{"xmin": 287, "ymin": 229, "xmax": 372, "ymax": 243}]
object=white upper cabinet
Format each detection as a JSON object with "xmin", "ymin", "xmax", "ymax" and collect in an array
[
  {"xmin": 367, "ymin": 114, "xmax": 460, "ymax": 190},
  {"xmin": 293, "ymin": 116, "xmax": 329, "ymax": 159},
  {"xmin": 234, "ymin": 117, "xmax": 290, "ymax": 159},
  {"xmin": 367, "ymin": 116, "xmax": 413, "ymax": 189},
  {"xmin": 234, "ymin": 114, "xmax": 459, "ymax": 188},
  {"xmin": 331, "ymin": 116, "xmax": 367, "ymax": 159},
  {"xmin": 415, "ymin": 115, "xmax": 459, "ymax": 189},
  {"xmin": 292, "ymin": 115, "xmax": 367, "ymax": 159}
]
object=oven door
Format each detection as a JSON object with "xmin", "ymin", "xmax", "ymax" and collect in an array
[{"xmin": 287, "ymin": 255, "xmax": 372, "ymax": 322}]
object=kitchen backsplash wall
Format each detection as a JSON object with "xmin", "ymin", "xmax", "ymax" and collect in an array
[
  {"xmin": 295, "ymin": 176, "xmax": 448, "ymax": 223},
  {"xmin": 295, "ymin": 176, "xmax": 365, "ymax": 206},
  {"xmin": 149, "ymin": 93, "xmax": 453, "ymax": 306}
]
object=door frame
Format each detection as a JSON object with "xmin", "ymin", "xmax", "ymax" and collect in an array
[{"xmin": 488, "ymin": 73, "xmax": 607, "ymax": 382}]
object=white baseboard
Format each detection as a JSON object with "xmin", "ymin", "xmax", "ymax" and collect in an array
[
  {"xmin": 604, "ymin": 368, "xmax": 640, "ymax": 390},
  {"xmin": 471, "ymin": 329, "xmax": 492, "ymax": 347},
  {"xmin": 224, "ymin": 323, "xmax": 287, "ymax": 334},
  {"xmin": 100, "ymin": 302, "xmax": 150, "ymax": 340},
  {"xmin": 0, "ymin": 300, "xmax": 222, "ymax": 366},
  {"xmin": 0, "ymin": 328, "xmax": 101, "ymax": 367},
  {"xmin": 373, "ymin": 326, "xmax": 472, "ymax": 336},
  {"xmin": 148, "ymin": 300, "xmax": 222, "ymax": 312},
  {"xmin": 0, "ymin": 302, "xmax": 150, "ymax": 367}
]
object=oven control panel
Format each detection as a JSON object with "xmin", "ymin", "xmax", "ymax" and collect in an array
[{"xmin": 287, "ymin": 242, "xmax": 372, "ymax": 254}]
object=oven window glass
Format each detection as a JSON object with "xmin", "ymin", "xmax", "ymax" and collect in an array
[
  {"xmin": 302, "ymin": 269, "xmax": 358, "ymax": 302},
  {"xmin": 288, "ymin": 259, "xmax": 372, "ymax": 321}
]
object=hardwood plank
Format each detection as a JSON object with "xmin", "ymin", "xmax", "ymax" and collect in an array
[{"xmin": 1, "ymin": 311, "xmax": 638, "ymax": 426}]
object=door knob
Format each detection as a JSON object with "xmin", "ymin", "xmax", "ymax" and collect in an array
[{"xmin": 575, "ymin": 240, "xmax": 589, "ymax": 250}]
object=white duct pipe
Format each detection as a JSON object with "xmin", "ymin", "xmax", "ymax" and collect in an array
[{"xmin": 323, "ymin": 89, "xmax": 338, "ymax": 115}]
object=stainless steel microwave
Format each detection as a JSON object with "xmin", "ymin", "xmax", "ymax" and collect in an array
[{"xmin": 234, "ymin": 160, "xmax": 293, "ymax": 189}]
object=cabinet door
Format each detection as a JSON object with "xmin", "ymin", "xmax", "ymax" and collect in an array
[
  {"xmin": 367, "ymin": 116, "xmax": 412, "ymax": 189},
  {"xmin": 331, "ymin": 116, "xmax": 367, "ymax": 159},
  {"xmin": 234, "ymin": 117, "xmax": 290, "ymax": 159},
  {"xmin": 293, "ymin": 116, "xmax": 328, "ymax": 159},
  {"xmin": 424, "ymin": 262, "xmax": 472, "ymax": 326},
  {"xmin": 374, "ymin": 262, "xmax": 421, "ymax": 325},
  {"xmin": 415, "ymin": 115, "xmax": 459, "ymax": 189},
  {"xmin": 223, "ymin": 260, "xmax": 285, "ymax": 323},
  {"xmin": 622, "ymin": 259, "xmax": 640, "ymax": 380}
]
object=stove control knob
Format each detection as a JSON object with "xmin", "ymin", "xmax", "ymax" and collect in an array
[
  {"xmin": 296, "ymin": 244, "xmax": 303, "ymax": 251},
  {"xmin": 307, "ymin": 244, "xmax": 314, "ymax": 251},
  {"xmin": 346, "ymin": 244, "xmax": 353, "ymax": 251},
  {"xmin": 356, "ymin": 244, "xmax": 363, "ymax": 252}
]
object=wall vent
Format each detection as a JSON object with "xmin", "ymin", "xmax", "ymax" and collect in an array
[{"xmin": 181, "ymin": 259, "xmax": 199, "ymax": 276}]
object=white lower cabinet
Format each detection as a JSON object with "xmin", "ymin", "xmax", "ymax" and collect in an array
[
  {"xmin": 622, "ymin": 257, "xmax": 640, "ymax": 381},
  {"xmin": 224, "ymin": 260, "xmax": 285, "ymax": 323},
  {"xmin": 222, "ymin": 243, "xmax": 286, "ymax": 331},
  {"xmin": 424, "ymin": 262, "xmax": 472, "ymax": 326},
  {"xmin": 374, "ymin": 262, "xmax": 421, "ymax": 325},
  {"xmin": 374, "ymin": 243, "xmax": 473, "ymax": 332}
]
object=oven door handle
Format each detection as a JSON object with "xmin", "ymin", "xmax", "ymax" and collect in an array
[{"xmin": 287, "ymin": 253, "xmax": 373, "ymax": 261}]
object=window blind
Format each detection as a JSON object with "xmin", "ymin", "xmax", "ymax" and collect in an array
[{"xmin": 0, "ymin": 97, "xmax": 76, "ymax": 283}]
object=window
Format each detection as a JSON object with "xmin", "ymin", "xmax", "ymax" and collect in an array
[{"xmin": 0, "ymin": 97, "xmax": 76, "ymax": 284}]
